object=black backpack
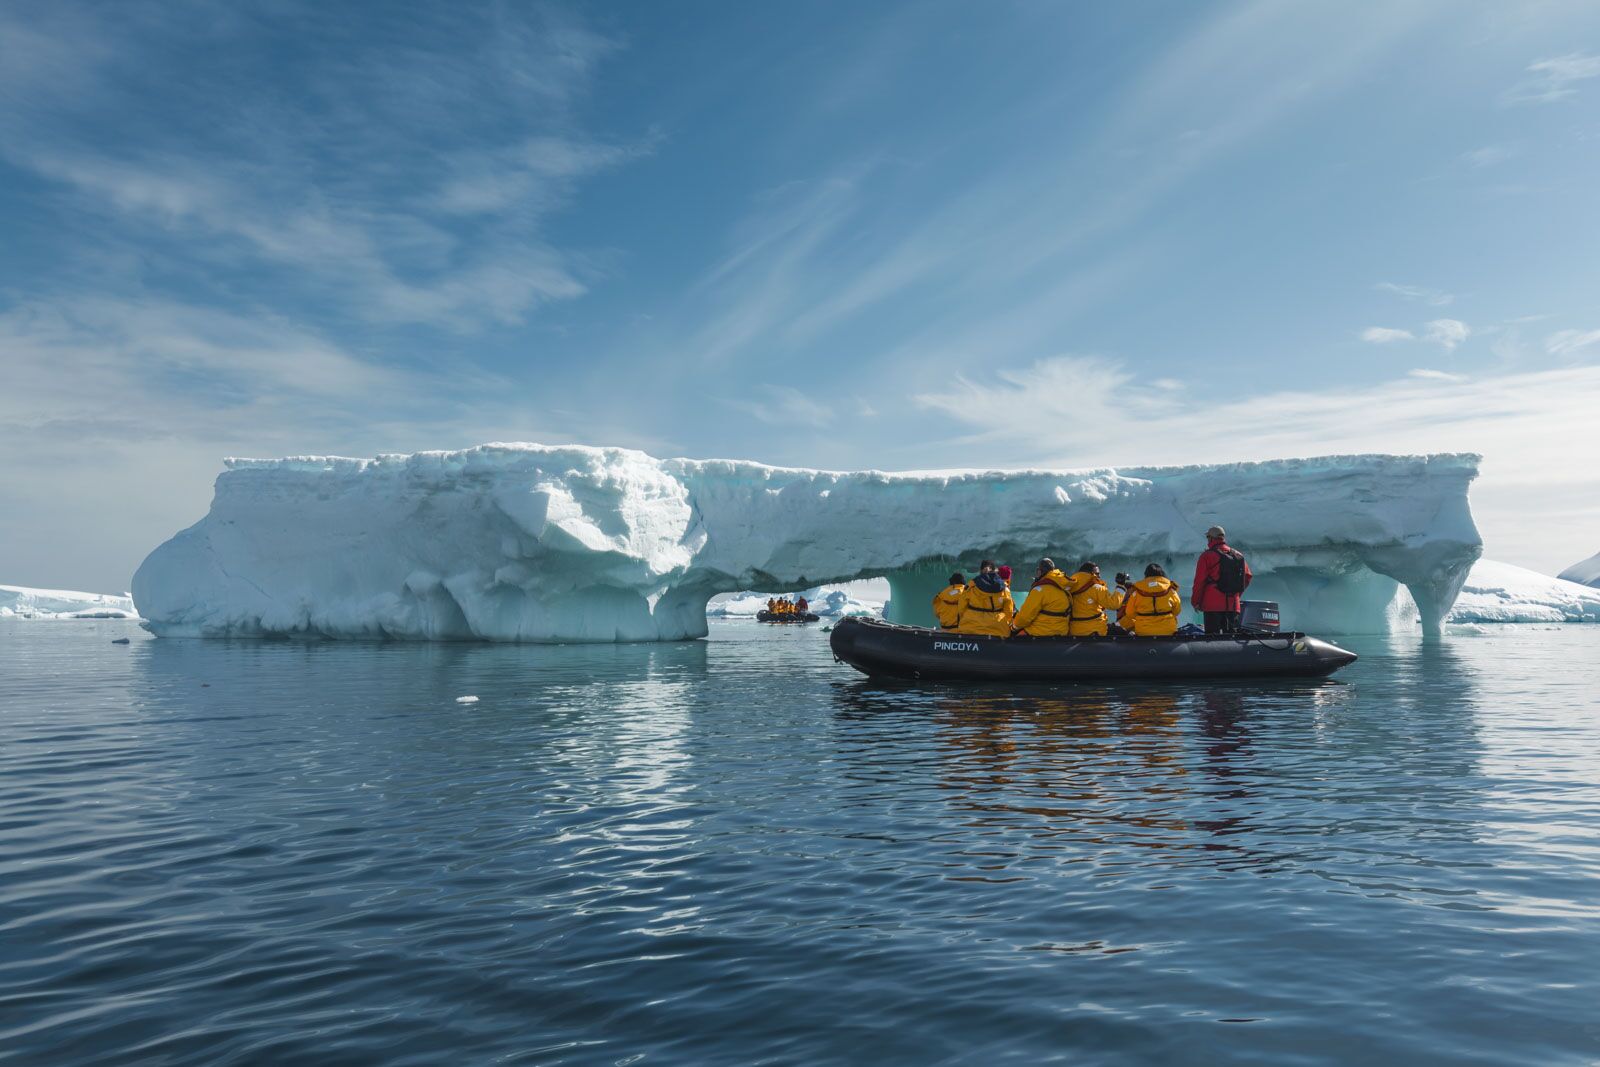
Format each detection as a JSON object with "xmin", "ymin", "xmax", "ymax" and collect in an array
[{"xmin": 1213, "ymin": 547, "xmax": 1247, "ymax": 595}]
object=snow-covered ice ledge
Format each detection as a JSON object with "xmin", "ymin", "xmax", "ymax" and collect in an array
[{"xmin": 132, "ymin": 444, "xmax": 1483, "ymax": 642}]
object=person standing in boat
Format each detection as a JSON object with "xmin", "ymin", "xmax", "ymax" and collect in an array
[
  {"xmin": 1065, "ymin": 562, "xmax": 1125, "ymax": 636},
  {"xmin": 956, "ymin": 560, "xmax": 1014, "ymax": 636},
  {"xmin": 1193, "ymin": 525, "xmax": 1252, "ymax": 633},
  {"xmin": 795, "ymin": 596, "xmax": 809, "ymax": 616},
  {"xmin": 931, "ymin": 573, "xmax": 967, "ymax": 631},
  {"xmin": 1009, "ymin": 558, "xmax": 1073, "ymax": 637},
  {"xmin": 1118, "ymin": 564, "xmax": 1184, "ymax": 636}
]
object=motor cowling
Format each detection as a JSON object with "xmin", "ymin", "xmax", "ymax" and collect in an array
[{"xmin": 1239, "ymin": 600, "xmax": 1280, "ymax": 632}]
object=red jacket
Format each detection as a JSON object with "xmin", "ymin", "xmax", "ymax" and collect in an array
[{"xmin": 1192, "ymin": 539, "xmax": 1252, "ymax": 612}]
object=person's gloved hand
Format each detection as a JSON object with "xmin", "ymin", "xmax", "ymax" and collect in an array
[{"xmin": 1114, "ymin": 572, "xmax": 1132, "ymax": 587}]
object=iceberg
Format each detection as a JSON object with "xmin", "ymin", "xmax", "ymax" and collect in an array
[
  {"xmin": 132, "ymin": 443, "xmax": 1483, "ymax": 642},
  {"xmin": 1558, "ymin": 550, "xmax": 1600, "ymax": 590},
  {"xmin": 1445, "ymin": 560, "xmax": 1600, "ymax": 624},
  {"xmin": 1, "ymin": 584, "xmax": 139, "ymax": 620}
]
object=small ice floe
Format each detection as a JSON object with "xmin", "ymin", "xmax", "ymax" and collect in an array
[{"xmin": 455, "ymin": 695, "xmax": 479, "ymax": 704}]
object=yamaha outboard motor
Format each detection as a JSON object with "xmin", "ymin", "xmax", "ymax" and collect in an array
[{"xmin": 1240, "ymin": 600, "xmax": 1280, "ymax": 632}]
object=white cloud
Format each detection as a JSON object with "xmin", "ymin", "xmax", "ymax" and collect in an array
[
  {"xmin": 0, "ymin": 295, "xmax": 556, "ymax": 591},
  {"xmin": 1504, "ymin": 52, "xmax": 1600, "ymax": 105},
  {"xmin": 0, "ymin": 6, "xmax": 638, "ymax": 333},
  {"xmin": 1459, "ymin": 144, "xmax": 1518, "ymax": 169},
  {"xmin": 1377, "ymin": 282, "xmax": 1453, "ymax": 306},
  {"xmin": 1362, "ymin": 327, "xmax": 1415, "ymax": 343},
  {"xmin": 1546, "ymin": 328, "xmax": 1600, "ymax": 358},
  {"xmin": 912, "ymin": 354, "xmax": 1600, "ymax": 574},
  {"xmin": 1424, "ymin": 319, "xmax": 1470, "ymax": 350},
  {"xmin": 721, "ymin": 385, "xmax": 837, "ymax": 428},
  {"xmin": 1408, "ymin": 368, "xmax": 1464, "ymax": 382}
]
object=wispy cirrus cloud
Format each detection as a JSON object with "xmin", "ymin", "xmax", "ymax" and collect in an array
[
  {"xmin": 720, "ymin": 385, "xmax": 839, "ymax": 428},
  {"xmin": 1459, "ymin": 144, "xmax": 1519, "ymax": 169},
  {"xmin": 0, "ymin": 3, "xmax": 642, "ymax": 332},
  {"xmin": 1546, "ymin": 328, "xmax": 1600, "ymax": 358},
  {"xmin": 1363, "ymin": 320, "xmax": 1470, "ymax": 350},
  {"xmin": 1377, "ymin": 282, "xmax": 1453, "ymax": 306},
  {"xmin": 1503, "ymin": 52, "xmax": 1600, "ymax": 105}
]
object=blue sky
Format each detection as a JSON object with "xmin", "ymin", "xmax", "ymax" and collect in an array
[{"xmin": 2, "ymin": 0, "xmax": 1599, "ymax": 591}]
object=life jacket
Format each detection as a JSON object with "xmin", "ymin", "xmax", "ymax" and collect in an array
[
  {"xmin": 1067, "ymin": 572, "xmax": 1107, "ymax": 621},
  {"xmin": 1029, "ymin": 571, "xmax": 1072, "ymax": 616},
  {"xmin": 1126, "ymin": 577, "xmax": 1180, "ymax": 616},
  {"xmin": 932, "ymin": 583, "xmax": 966, "ymax": 629}
]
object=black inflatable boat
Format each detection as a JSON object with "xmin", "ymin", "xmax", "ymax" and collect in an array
[
  {"xmin": 758, "ymin": 611, "xmax": 821, "ymax": 623},
  {"xmin": 828, "ymin": 616, "xmax": 1357, "ymax": 681}
]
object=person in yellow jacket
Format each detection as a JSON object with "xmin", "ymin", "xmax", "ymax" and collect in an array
[
  {"xmin": 1009, "ymin": 558, "xmax": 1074, "ymax": 637},
  {"xmin": 956, "ymin": 560, "xmax": 1015, "ymax": 637},
  {"xmin": 931, "ymin": 572, "xmax": 967, "ymax": 630},
  {"xmin": 1065, "ymin": 561, "xmax": 1125, "ymax": 636},
  {"xmin": 1117, "ymin": 564, "xmax": 1184, "ymax": 636}
]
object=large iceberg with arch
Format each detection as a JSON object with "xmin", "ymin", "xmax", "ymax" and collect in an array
[{"xmin": 131, "ymin": 443, "xmax": 1483, "ymax": 641}]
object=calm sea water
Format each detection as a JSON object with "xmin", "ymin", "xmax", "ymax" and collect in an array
[{"xmin": 3, "ymin": 619, "xmax": 1599, "ymax": 1066}]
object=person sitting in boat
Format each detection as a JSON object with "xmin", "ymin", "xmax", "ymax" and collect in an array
[
  {"xmin": 931, "ymin": 573, "xmax": 966, "ymax": 630},
  {"xmin": 1118, "ymin": 564, "xmax": 1184, "ymax": 636},
  {"xmin": 1066, "ymin": 561, "xmax": 1125, "ymax": 637},
  {"xmin": 956, "ymin": 560, "xmax": 1015, "ymax": 637},
  {"xmin": 795, "ymin": 596, "xmax": 809, "ymax": 615},
  {"xmin": 1009, "ymin": 558, "xmax": 1073, "ymax": 637},
  {"xmin": 767, "ymin": 598, "xmax": 778, "ymax": 614}
]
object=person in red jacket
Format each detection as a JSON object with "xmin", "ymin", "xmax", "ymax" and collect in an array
[{"xmin": 1192, "ymin": 525, "xmax": 1252, "ymax": 634}]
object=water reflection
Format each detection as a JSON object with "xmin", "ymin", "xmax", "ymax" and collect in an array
[{"xmin": 827, "ymin": 660, "xmax": 1488, "ymax": 891}]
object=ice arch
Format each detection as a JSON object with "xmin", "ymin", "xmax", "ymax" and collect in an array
[{"xmin": 132, "ymin": 444, "xmax": 1482, "ymax": 641}]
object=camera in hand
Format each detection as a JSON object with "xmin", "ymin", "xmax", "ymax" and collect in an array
[{"xmin": 1114, "ymin": 572, "xmax": 1132, "ymax": 587}]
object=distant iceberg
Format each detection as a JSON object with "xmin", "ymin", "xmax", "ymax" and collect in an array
[
  {"xmin": 1445, "ymin": 560, "xmax": 1600, "ymax": 624},
  {"xmin": 1558, "ymin": 550, "xmax": 1600, "ymax": 590},
  {"xmin": 132, "ymin": 443, "xmax": 1484, "ymax": 642},
  {"xmin": 1, "ymin": 584, "xmax": 139, "ymax": 620}
]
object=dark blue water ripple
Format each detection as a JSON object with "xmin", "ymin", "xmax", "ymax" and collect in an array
[{"xmin": 3, "ymin": 620, "xmax": 1600, "ymax": 1065}]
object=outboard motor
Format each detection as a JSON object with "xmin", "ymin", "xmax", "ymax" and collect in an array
[{"xmin": 1239, "ymin": 600, "xmax": 1280, "ymax": 632}]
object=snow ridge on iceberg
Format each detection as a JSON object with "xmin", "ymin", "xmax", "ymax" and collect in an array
[
  {"xmin": 1558, "ymin": 550, "xmax": 1600, "ymax": 590},
  {"xmin": 132, "ymin": 443, "xmax": 1483, "ymax": 642}
]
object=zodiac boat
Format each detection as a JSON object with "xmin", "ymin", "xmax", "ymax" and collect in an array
[
  {"xmin": 828, "ymin": 616, "xmax": 1357, "ymax": 681},
  {"xmin": 758, "ymin": 611, "xmax": 821, "ymax": 623}
]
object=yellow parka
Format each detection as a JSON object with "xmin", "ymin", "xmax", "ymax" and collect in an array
[
  {"xmin": 1010, "ymin": 569, "xmax": 1074, "ymax": 637},
  {"xmin": 931, "ymin": 583, "xmax": 966, "ymax": 630},
  {"xmin": 1118, "ymin": 576, "xmax": 1183, "ymax": 636},
  {"xmin": 1066, "ymin": 571, "xmax": 1124, "ymax": 636},
  {"xmin": 956, "ymin": 579, "xmax": 1015, "ymax": 637}
]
